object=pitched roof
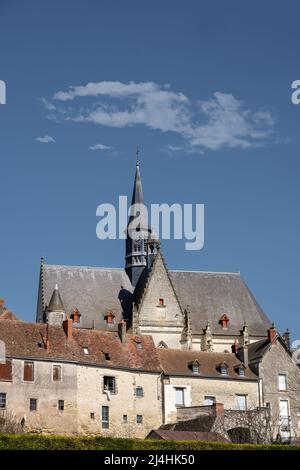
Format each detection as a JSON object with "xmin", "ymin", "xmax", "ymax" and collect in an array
[
  {"xmin": 169, "ymin": 270, "xmax": 271, "ymax": 336},
  {"xmin": 37, "ymin": 264, "xmax": 133, "ymax": 329},
  {"xmin": 157, "ymin": 349, "xmax": 257, "ymax": 380},
  {"xmin": 48, "ymin": 284, "xmax": 65, "ymax": 313},
  {"xmin": 0, "ymin": 320, "xmax": 160, "ymax": 372}
]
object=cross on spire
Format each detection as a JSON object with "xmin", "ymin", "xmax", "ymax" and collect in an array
[{"xmin": 136, "ymin": 144, "xmax": 140, "ymax": 166}]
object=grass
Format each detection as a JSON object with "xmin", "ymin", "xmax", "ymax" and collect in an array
[{"xmin": 0, "ymin": 434, "xmax": 300, "ymax": 450}]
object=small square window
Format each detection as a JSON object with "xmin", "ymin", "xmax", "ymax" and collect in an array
[
  {"xmin": 83, "ymin": 347, "xmax": 89, "ymax": 355},
  {"xmin": 238, "ymin": 367, "xmax": 245, "ymax": 377},
  {"xmin": 159, "ymin": 298, "xmax": 165, "ymax": 306},
  {"xmin": 30, "ymin": 398, "xmax": 37, "ymax": 412},
  {"xmin": 104, "ymin": 376, "xmax": 116, "ymax": 393},
  {"xmin": 90, "ymin": 412, "xmax": 95, "ymax": 420},
  {"xmin": 135, "ymin": 386, "xmax": 144, "ymax": 397},
  {"xmin": 58, "ymin": 400, "xmax": 64, "ymax": 411},
  {"xmin": 136, "ymin": 414, "xmax": 143, "ymax": 424},
  {"xmin": 220, "ymin": 365, "xmax": 228, "ymax": 375},
  {"xmin": 104, "ymin": 352, "xmax": 111, "ymax": 360},
  {"xmin": 123, "ymin": 414, "xmax": 128, "ymax": 423},
  {"xmin": 0, "ymin": 393, "xmax": 6, "ymax": 409},
  {"xmin": 192, "ymin": 363, "xmax": 200, "ymax": 374}
]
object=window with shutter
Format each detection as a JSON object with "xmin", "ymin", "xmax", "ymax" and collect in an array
[
  {"xmin": 0, "ymin": 360, "xmax": 12, "ymax": 381},
  {"xmin": 23, "ymin": 361, "xmax": 34, "ymax": 382},
  {"xmin": 53, "ymin": 365, "xmax": 62, "ymax": 382}
]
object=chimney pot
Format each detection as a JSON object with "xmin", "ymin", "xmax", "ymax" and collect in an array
[{"xmin": 268, "ymin": 324, "xmax": 277, "ymax": 343}]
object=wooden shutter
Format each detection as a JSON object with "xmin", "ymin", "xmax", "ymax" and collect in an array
[
  {"xmin": 24, "ymin": 362, "xmax": 34, "ymax": 381},
  {"xmin": 0, "ymin": 360, "xmax": 12, "ymax": 380}
]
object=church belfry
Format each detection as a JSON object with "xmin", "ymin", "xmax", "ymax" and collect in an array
[{"xmin": 125, "ymin": 147, "xmax": 151, "ymax": 286}]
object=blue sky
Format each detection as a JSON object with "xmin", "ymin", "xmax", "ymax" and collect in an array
[{"xmin": 0, "ymin": 1, "xmax": 300, "ymax": 339}]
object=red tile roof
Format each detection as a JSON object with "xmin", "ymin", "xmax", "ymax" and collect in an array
[{"xmin": 0, "ymin": 320, "xmax": 160, "ymax": 373}]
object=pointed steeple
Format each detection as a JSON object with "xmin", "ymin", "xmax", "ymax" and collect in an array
[
  {"xmin": 47, "ymin": 284, "xmax": 66, "ymax": 326},
  {"xmin": 125, "ymin": 146, "xmax": 151, "ymax": 287},
  {"xmin": 48, "ymin": 284, "xmax": 65, "ymax": 313},
  {"xmin": 131, "ymin": 145, "xmax": 144, "ymax": 206}
]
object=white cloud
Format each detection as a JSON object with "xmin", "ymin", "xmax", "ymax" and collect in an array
[
  {"xmin": 47, "ymin": 81, "xmax": 275, "ymax": 152},
  {"xmin": 40, "ymin": 98, "xmax": 56, "ymax": 111},
  {"xmin": 89, "ymin": 143, "xmax": 111, "ymax": 151},
  {"xmin": 35, "ymin": 135, "xmax": 56, "ymax": 144}
]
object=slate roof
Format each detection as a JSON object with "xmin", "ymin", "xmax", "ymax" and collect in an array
[
  {"xmin": 38, "ymin": 264, "xmax": 133, "ymax": 329},
  {"xmin": 169, "ymin": 270, "xmax": 271, "ymax": 336},
  {"xmin": 157, "ymin": 349, "xmax": 257, "ymax": 380},
  {"xmin": 0, "ymin": 320, "xmax": 160, "ymax": 372},
  {"xmin": 37, "ymin": 261, "xmax": 271, "ymax": 337}
]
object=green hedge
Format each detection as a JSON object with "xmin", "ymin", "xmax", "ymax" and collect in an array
[{"xmin": 0, "ymin": 434, "xmax": 300, "ymax": 450}]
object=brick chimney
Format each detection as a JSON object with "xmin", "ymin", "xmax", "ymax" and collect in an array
[
  {"xmin": 118, "ymin": 319, "xmax": 126, "ymax": 343},
  {"xmin": 232, "ymin": 339, "xmax": 239, "ymax": 354},
  {"xmin": 268, "ymin": 324, "xmax": 277, "ymax": 343},
  {"xmin": 0, "ymin": 299, "xmax": 5, "ymax": 313},
  {"xmin": 63, "ymin": 318, "xmax": 73, "ymax": 340}
]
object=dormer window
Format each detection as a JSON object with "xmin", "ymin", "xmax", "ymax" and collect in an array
[
  {"xmin": 134, "ymin": 338, "xmax": 143, "ymax": 349},
  {"xmin": 189, "ymin": 360, "xmax": 200, "ymax": 375},
  {"xmin": 104, "ymin": 352, "xmax": 111, "ymax": 361},
  {"xmin": 83, "ymin": 347, "xmax": 89, "ymax": 355},
  {"xmin": 104, "ymin": 311, "xmax": 115, "ymax": 324},
  {"xmin": 71, "ymin": 308, "xmax": 81, "ymax": 324},
  {"xmin": 219, "ymin": 314, "xmax": 229, "ymax": 329},
  {"xmin": 238, "ymin": 367, "xmax": 245, "ymax": 377},
  {"xmin": 219, "ymin": 362, "xmax": 228, "ymax": 375}
]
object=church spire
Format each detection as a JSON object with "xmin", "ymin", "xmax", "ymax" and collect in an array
[
  {"xmin": 131, "ymin": 145, "xmax": 144, "ymax": 206},
  {"xmin": 125, "ymin": 146, "xmax": 151, "ymax": 287}
]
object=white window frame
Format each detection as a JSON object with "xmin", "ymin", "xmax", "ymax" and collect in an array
[
  {"xmin": 174, "ymin": 387, "xmax": 185, "ymax": 407},
  {"xmin": 278, "ymin": 373, "xmax": 287, "ymax": 391},
  {"xmin": 236, "ymin": 394, "xmax": 247, "ymax": 410}
]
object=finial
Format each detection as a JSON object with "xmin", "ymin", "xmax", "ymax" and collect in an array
[{"xmin": 136, "ymin": 144, "xmax": 140, "ymax": 166}]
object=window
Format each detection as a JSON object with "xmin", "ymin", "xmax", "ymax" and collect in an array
[
  {"xmin": 90, "ymin": 412, "xmax": 95, "ymax": 420},
  {"xmin": 0, "ymin": 392, "xmax": 6, "ymax": 409},
  {"xmin": 83, "ymin": 347, "xmax": 89, "ymax": 355},
  {"xmin": 192, "ymin": 363, "xmax": 200, "ymax": 374},
  {"xmin": 220, "ymin": 365, "xmax": 228, "ymax": 375},
  {"xmin": 104, "ymin": 353, "xmax": 111, "ymax": 361},
  {"xmin": 136, "ymin": 414, "xmax": 143, "ymax": 424},
  {"xmin": 236, "ymin": 394, "xmax": 247, "ymax": 410},
  {"xmin": 0, "ymin": 360, "xmax": 12, "ymax": 381},
  {"xmin": 135, "ymin": 386, "xmax": 144, "ymax": 397},
  {"xmin": 53, "ymin": 365, "xmax": 62, "ymax": 382},
  {"xmin": 238, "ymin": 367, "xmax": 245, "ymax": 377},
  {"xmin": 103, "ymin": 376, "xmax": 116, "ymax": 394},
  {"xmin": 102, "ymin": 406, "xmax": 109, "ymax": 429},
  {"xmin": 159, "ymin": 298, "xmax": 165, "ymax": 306},
  {"xmin": 204, "ymin": 396, "xmax": 216, "ymax": 406},
  {"xmin": 123, "ymin": 414, "xmax": 128, "ymax": 423},
  {"xmin": 23, "ymin": 361, "xmax": 34, "ymax": 382},
  {"xmin": 175, "ymin": 387, "xmax": 185, "ymax": 406},
  {"xmin": 279, "ymin": 400, "xmax": 289, "ymax": 430},
  {"xmin": 278, "ymin": 374, "xmax": 287, "ymax": 391},
  {"xmin": 58, "ymin": 400, "xmax": 64, "ymax": 411},
  {"xmin": 30, "ymin": 398, "xmax": 37, "ymax": 412}
]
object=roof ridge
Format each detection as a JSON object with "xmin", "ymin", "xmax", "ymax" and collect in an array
[
  {"xmin": 169, "ymin": 269, "xmax": 240, "ymax": 275},
  {"xmin": 44, "ymin": 264, "xmax": 125, "ymax": 271}
]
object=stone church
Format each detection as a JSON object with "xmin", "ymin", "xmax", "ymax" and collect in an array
[{"xmin": 36, "ymin": 156, "xmax": 272, "ymax": 352}]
